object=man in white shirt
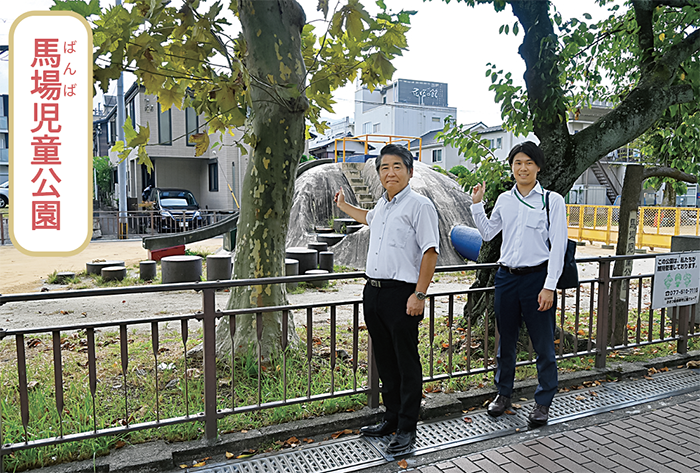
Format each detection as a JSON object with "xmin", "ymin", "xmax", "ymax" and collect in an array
[
  {"xmin": 335, "ymin": 144, "xmax": 439, "ymax": 454},
  {"xmin": 470, "ymin": 141, "xmax": 567, "ymax": 427}
]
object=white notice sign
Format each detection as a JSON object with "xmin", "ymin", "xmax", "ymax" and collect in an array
[{"xmin": 652, "ymin": 252, "xmax": 700, "ymax": 309}]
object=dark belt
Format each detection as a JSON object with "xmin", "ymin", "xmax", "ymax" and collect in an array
[
  {"xmin": 500, "ymin": 261, "xmax": 548, "ymax": 275},
  {"xmin": 366, "ymin": 278, "xmax": 411, "ymax": 288}
]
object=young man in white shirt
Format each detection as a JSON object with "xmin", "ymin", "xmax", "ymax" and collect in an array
[
  {"xmin": 335, "ymin": 144, "xmax": 439, "ymax": 454},
  {"xmin": 470, "ymin": 141, "xmax": 567, "ymax": 427}
]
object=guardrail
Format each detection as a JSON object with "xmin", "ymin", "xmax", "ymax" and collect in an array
[
  {"xmin": 0, "ymin": 256, "xmax": 697, "ymax": 468},
  {"xmin": 93, "ymin": 210, "xmax": 235, "ymax": 239},
  {"xmin": 567, "ymin": 205, "xmax": 700, "ymax": 249}
]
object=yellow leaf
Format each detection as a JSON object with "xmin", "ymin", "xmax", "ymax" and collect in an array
[
  {"xmin": 659, "ymin": 33, "xmax": 665, "ymax": 41},
  {"xmin": 225, "ymin": 452, "xmax": 234, "ymax": 459},
  {"xmin": 193, "ymin": 461, "xmax": 206, "ymax": 467},
  {"xmin": 189, "ymin": 132, "xmax": 210, "ymax": 157},
  {"xmin": 398, "ymin": 459, "xmax": 408, "ymax": 469}
]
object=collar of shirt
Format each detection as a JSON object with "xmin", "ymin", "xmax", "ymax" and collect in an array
[
  {"xmin": 381, "ymin": 183, "xmax": 412, "ymax": 205},
  {"xmin": 511, "ymin": 182, "xmax": 545, "ymax": 209}
]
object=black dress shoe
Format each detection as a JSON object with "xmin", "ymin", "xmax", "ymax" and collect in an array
[
  {"xmin": 487, "ymin": 394, "xmax": 511, "ymax": 417},
  {"xmin": 359, "ymin": 420, "xmax": 397, "ymax": 437},
  {"xmin": 386, "ymin": 429, "xmax": 416, "ymax": 454},
  {"xmin": 528, "ymin": 403, "xmax": 549, "ymax": 427}
]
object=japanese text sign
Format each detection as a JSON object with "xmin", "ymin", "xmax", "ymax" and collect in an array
[
  {"xmin": 651, "ymin": 252, "xmax": 700, "ymax": 309},
  {"xmin": 9, "ymin": 11, "xmax": 93, "ymax": 256}
]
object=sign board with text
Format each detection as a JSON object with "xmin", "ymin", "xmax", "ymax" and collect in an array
[
  {"xmin": 9, "ymin": 11, "xmax": 93, "ymax": 256},
  {"xmin": 651, "ymin": 252, "xmax": 700, "ymax": 309}
]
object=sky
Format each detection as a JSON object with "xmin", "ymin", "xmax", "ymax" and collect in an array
[{"xmin": 1, "ymin": 0, "xmax": 609, "ymax": 127}]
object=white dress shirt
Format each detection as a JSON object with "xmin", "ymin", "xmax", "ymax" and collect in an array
[
  {"xmin": 366, "ymin": 184, "xmax": 440, "ymax": 283},
  {"xmin": 470, "ymin": 182, "xmax": 567, "ymax": 291}
]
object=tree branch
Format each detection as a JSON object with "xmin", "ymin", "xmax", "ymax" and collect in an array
[
  {"xmin": 643, "ymin": 166, "xmax": 698, "ymax": 182},
  {"xmin": 632, "ymin": 1, "xmax": 655, "ymax": 70},
  {"xmin": 509, "ymin": 0, "xmax": 569, "ymax": 148}
]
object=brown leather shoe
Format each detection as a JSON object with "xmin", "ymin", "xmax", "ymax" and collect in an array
[
  {"xmin": 528, "ymin": 403, "xmax": 549, "ymax": 427},
  {"xmin": 487, "ymin": 394, "xmax": 511, "ymax": 417}
]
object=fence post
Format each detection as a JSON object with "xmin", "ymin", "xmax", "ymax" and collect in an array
[
  {"xmin": 202, "ymin": 289, "xmax": 218, "ymax": 440},
  {"xmin": 677, "ymin": 304, "xmax": 690, "ymax": 355},
  {"xmin": 366, "ymin": 337, "xmax": 380, "ymax": 409},
  {"xmin": 595, "ymin": 258, "xmax": 611, "ymax": 369}
]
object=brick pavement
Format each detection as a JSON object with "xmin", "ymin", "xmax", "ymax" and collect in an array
[{"xmin": 416, "ymin": 399, "xmax": 700, "ymax": 473}]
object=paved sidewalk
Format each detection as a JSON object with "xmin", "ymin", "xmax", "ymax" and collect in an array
[{"xmin": 416, "ymin": 397, "xmax": 700, "ymax": 473}]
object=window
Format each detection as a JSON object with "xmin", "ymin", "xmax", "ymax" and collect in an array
[
  {"xmin": 496, "ymin": 137, "xmax": 502, "ymax": 149},
  {"xmin": 158, "ymin": 103, "xmax": 172, "ymax": 145},
  {"xmin": 362, "ymin": 122, "xmax": 372, "ymax": 134},
  {"xmin": 185, "ymin": 107, "xmax": 199, "ymax": 146},
  {"xmin": 432, "ymin": 117, "xmax": 441, "ymax": 123},
  {"xmin": 108, "ymin": 116, "xmax": 116, "ymax": 145},
  {"xmin": 373, "ymin": 123, "xmax": 381, "ymax": 133},
  {"xmin": 208, "ymin": 161, "xmax": 219, "ymax": 192},
  {"xmin": 432, "ymin": 149, "xmax": 442, "ymax": 163},
  {"xmin": 127, "ymin": 99, "xmax": 136, "ymax": 124}
]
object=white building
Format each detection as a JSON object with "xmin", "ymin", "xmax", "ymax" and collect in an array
[
  {"xmin": 354, "ymin": 79, "xmax": 457, "ymax": 139},
  {"xmin": 96, "ymin": 83, "xmax": 249, "ymax": 211}
]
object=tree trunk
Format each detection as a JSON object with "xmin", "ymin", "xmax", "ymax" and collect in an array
[
  {"xmin": 609, "ymin": 164, "xmax": 644, "ymax": 346},
  {"xmin": 216, "ymin": 0, "xmax": 308, "ymax": 359},
  {"xmin": 662, "ymin": 183, "xmax": 677, "ymax": 207}
]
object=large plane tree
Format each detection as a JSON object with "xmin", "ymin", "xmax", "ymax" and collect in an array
[{"xmin": 57, "ymin": 0, "xmax": 411, "ymax": 357}]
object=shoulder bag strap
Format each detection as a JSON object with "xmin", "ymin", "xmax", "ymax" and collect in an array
[{"xmin": 545, "ymin": 191, "xmax": 551, "ymax": 250}]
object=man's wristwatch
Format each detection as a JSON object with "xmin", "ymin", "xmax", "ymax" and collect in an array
[{"xmin": 414, "ymin": 291, "xmax": 427, "ymax": 301}]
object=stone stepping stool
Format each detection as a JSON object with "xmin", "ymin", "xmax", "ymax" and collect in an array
[
  {"xmin": 285, "ymin": 258, "xmax": 299, "ymax": 290},
  {"xmin": 285, "ymin": 247, "xmax": 318, "ymax": 276},
  {"xmin": 86, "ymin": 260, "xmax": 125, "ymax": 275},
  {"xmin": 161, "ymin": 255, "xmax": 202, "ymax": 284},
  {"xmin": 317, "ymin": 233, "xmax": 345, "ymax": 247},
  {"xmin": 206, "ymin": 254, "xmax": 232, "ymax": 281},
  {"xmin": 314, "ymin": 226, "xmax": 334, "ymax": 234},
  {"xmin": 318, "ymin": 251, "xmax": 334, "ymax": 273},
  {"xmin": 101, "ymin": 266, "xmax": 126, "ymax": 281},
  {"xmin": 346, "ymin": 224, "xmax": 363, "ymax": 234},
  {"xmin": 307, "ymin": 242, "xmax": 328, "ymax": 253},
  {"xmin": 140, "ymin": 260, "xmax": 157, "ymax": 281},
  {"xmin": 333, "ymin": 218, "xmax": 358, "ymax": 234},
  {"xmin": 305, "ymin": 269, "xmax": 329, "ymax": 288},
  {"xmin": 53, "ymin": 272, "xmax": 76, "ymax": 284}
]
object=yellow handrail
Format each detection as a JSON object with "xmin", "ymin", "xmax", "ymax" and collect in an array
[
  {"xmin": 566, "ymin": 204, "xmax": 700, "ymax": 250},
  {"xmin": 333, "ymin": 134, "xmax": 423, "ymax": 163}
]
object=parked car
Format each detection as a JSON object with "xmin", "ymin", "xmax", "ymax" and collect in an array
[
  {"xmin": 0, "ymin": 181, "xmax": 8, "ymax": 209},
  {"xmin": 145, "ymin": 188, "xmax": 202, "ymax": 232}
]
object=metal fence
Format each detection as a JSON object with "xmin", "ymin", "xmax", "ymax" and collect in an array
[
  {"xmin": 567, "ymin": 204, "xmax": 700, "ymax": 249},
  {"xmin": 0, "ymin": 255, "xmax": 698, "ymax": 468},
  {"xmin": 93, "ymin": 210, "xmax": 235, "ymax": 239}
]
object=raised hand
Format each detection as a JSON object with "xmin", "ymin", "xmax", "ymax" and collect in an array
[
  {"xmin": 471, "ymin": 181, "xmax": 486, "ymax": 204},
  {"xmin": 334, "ymin": 187, "xmax": 346, "ymax": 208}
]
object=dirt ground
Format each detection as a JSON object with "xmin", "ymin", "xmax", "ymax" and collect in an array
[{"xmin": 0, "ymin": 238, "xmax": 663, "ymax": 331}]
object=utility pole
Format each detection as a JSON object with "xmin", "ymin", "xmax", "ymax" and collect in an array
[{"xmin": 116, "ymin": 0, "xmax": 128, "ymax": 238}]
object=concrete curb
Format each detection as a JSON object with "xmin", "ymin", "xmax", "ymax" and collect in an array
[{"xmin": 27, "ymin": 350, "xmax": 700, "ymax": 473}]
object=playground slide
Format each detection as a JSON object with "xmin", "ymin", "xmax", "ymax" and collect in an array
[{"xmin": 450, "ymin": 225, "xmax": 482, "ymax": 262}]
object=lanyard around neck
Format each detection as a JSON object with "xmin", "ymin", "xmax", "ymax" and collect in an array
[{"xmin": 514, "ymin": 187, "xmax": 545, "ymax": 209}]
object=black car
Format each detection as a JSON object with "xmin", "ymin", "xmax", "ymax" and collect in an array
[{"xmin": 145, "ymin": 188, "xmax": 202, "ymax": 232}]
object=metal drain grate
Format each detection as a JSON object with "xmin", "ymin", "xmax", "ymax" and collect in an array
[
  {"xmin": 197, "ymin": 438, "xmax": 384, "ymax": 473},
  {"xmin": 189, "ymin": 370, "xmax": 700, "ymax": 473}
]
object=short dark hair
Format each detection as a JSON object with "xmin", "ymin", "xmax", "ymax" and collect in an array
[
  {"xmin": 507, "ymin": 141, "xmax": 545, "ymax": 170},
  {"xmin": 375, "ymin": 144, "xmax": 414, "ymax": 173}
]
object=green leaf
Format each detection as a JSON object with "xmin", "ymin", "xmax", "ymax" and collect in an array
[
  {"xmin": 50, "ymin": 0, "xmax": 101, "ymax": 17},
  {"xmin": 318, "ymin": 0, "xmax": 329, "ymax": 19}
]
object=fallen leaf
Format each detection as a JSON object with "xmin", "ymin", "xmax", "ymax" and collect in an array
[
  {"xmin": 463, "ymin": 417, "xmax": 472, "ymax": 423},
  {"xmin": 179, "ymin": 465, "xmax": 188, "ymax": 469},
  {"xmin": 644, "ymin": 376, "xmax": 653, "ymax": 380},
  {"xmin": 303, "ymin": 438, "xmax": 314, "ymax": 443},
  {"xmin": 192, "ymin": 461, "xmax": 206, "ymax": 467},
  {"xmin": 590, "ymin": 391, "xmax": 598, "ymax": 397},
  {"xmin": 27, "ymin": 381, "xmax": 40, "ymax": 390},
  {"xmin": 512, "ymin": 403, "xmax": 522, "ymax": 409},
  {"xmin": 505, "ymin": 410, "xmax": 516, "ymax": 415},
  {"xmin": 398, "ymin": 459, "xmax": 408, "ymax": 469},
  {"xmin": 114, "ymin": 440, "xmax": 126, "ymax": 449},
  {"xmin": 225, "ymin": 452, "xmax": 234, "ymax": 459},
  {"xmin": 331, "ymin": 429, "xmax": 353, "ymax": 439},
  {"xmin": 575, "ymin": 395, "xmax": 585, "ymax": 401}
]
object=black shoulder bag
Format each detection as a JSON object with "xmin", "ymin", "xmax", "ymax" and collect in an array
[{"xmin": 545, "ymin": 191, "xmax": 579, "ymax": 290}]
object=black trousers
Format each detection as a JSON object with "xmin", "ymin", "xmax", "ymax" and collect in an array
[{"xmin": 363, "ymin": 281, "xmax": 422, "ymax": 432}]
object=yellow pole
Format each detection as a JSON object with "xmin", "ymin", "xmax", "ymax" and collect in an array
[
  {"xmin": 636, "ymin": 208, "xmax": 644, "ymax": 249},
  {"xmin": 606, "ymin": 206, "xmax": 612, "ymax": 245},
  {"xmin": 674, "ymin": 207, "xmax": 681, "ymax": 236}
]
